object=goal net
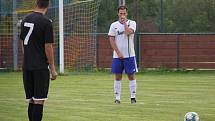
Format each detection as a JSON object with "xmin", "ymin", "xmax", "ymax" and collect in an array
[
  {"xmin": 63, "ymin": 0, "xmax": 101, "ymax": 71},
  {"xmin": 0, "ymin": 0, "xmax": 101, "ymax": 71}
]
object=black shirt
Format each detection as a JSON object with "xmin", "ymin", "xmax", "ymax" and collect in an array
[{"xmin": 20, "ymin": 12, "xmax": 54, "ymax": 70}]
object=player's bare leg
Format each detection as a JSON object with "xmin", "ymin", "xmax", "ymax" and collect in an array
[
  {"xmin": 128, "ymin": 74, "xmax": 137, "ymax": 103},
  {"xmin": 32, "ymin": 100, "xmax": 45, "ymax": 121},
  {"xmin": 114, "ymin": 74, "xmax": 122, "ymax": 104}
]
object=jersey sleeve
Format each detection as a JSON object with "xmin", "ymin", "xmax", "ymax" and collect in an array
[
  {"xmin": 108, "ymin": 23, "xmax": 116, "ymax": 37},
  {"xmin": 129, "ymin": 21, "xmax": 136, "ymax": 33},
  {"xmin": 44, "ymin": 20, "xmax": 54, "ymax": 43}
]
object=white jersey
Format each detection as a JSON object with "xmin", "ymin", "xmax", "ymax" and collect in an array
[{"xmin": 108, "ymin": 20, "xmax": 136, "ymax": 58}]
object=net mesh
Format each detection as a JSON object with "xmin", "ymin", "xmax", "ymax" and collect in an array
[
  {"xmin": 0, "ymin": 0, "xmax": 101, "ymax": 71},
  {"xmin": 64, "ymin": 0, "xmax": 101, "ymax": 70},
  {"xmin": 0, "ymin": 1, "xmax": 14, "ymax": 69}
]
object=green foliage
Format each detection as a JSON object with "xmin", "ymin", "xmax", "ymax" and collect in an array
[
  {"xmin": 97, "ymin": 0, "xmax": 118, "ymax": 32},
  {"xmin": 165, "ymin": 0, "xmax": 210, "ymax": 32},
  {"xmin": 1, "ymin": 0, "xmax": 215, "ymax": 33},
  {"xmin": 97, "ymin": 0, "xmax": 160, "ymax": 32},
  {"xmin": 162, "ymin": 0, "xmax": 215, "ymax": 32},
  {"xmin": 97, "ymin": 0, "xmax": 215, "ymax": 33}
]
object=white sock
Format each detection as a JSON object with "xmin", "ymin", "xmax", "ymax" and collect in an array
[
  {"xmin": 130, "ymin": 80, "xmax": 136, "ymax": 98},
  {"xmin": 114, "ymin": 80, "xmax": 121, "ymax": 100}
]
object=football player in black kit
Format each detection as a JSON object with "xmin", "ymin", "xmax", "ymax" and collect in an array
[{"xmin": 20, "ymin": 0, "xmax": 57, "ymax": 121}]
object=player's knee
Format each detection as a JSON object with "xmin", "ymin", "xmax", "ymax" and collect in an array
[
  {"xmin": 33, "ymin": 100, "xmax": 45, "ymax": 105},
  {"xmin": 128, "ymin": 74, "xmax": 135, "ymax": 80},
  {"xmin": 116, "ymin": 79, "xmax": 122, "ymax": 81},
  {"xmin": 29, "ymin": 99, "xmax": 34, "ymax": 103},
  {"xmin": 115, "ymin": 77, "xmax": 122, "ymax": 80},
  {"xmin": 115, "ymin": 74, "xmax": 122, "ymax": 80}
]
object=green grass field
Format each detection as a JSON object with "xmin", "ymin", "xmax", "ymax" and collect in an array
[{"xmin": 0, "ymin": 71, "xmax": 215, "ymax": 121}]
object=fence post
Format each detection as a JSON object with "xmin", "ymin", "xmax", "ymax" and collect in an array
[
  {"xmin": 118, "ymin": 0, "xmax": 125, "ymax": 6},
  {"xmin": 160, "ymin": 0, "xmax": 164, "ymax": 32},
  {"xmin": 13, "ymin": 0, "xmax": 18, "ymax": 71},
  {"xmin": 136, "ymin": 33, "xmax": 140, "ymax": 68},
  {"xmin": 176, "ymin": 34, "xmax": 180, "ymax": 69}
]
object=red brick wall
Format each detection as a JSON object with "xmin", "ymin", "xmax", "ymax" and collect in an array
[
  {"xmin": 178, "ymin": 35, "xmax": 215, "ymax": 69},
  {"xmin": 140, "ymin": 35, "xmax": 178, "ymax": 68},
  {"xmin": 0, "ymin": 40, "xmax": 1, "ymax": 67},
  {"xmin": 0, "ymin": 36, "xmax": 13, "ymax": 68},
  {"xmin": 140, "ymin": 34, "xmax": 215, "ymax": 69},
  {"xmin": 0, "ymin": 35, "xmax": 23, "ymax": 69},
  {"xmin": 97, "ymin": 34, "xmax": 112, "ymax": 68},
  {"xmin": 1, "ymin": 34, "xmax": 215, "ymax": 70},
  {"xmin": 97, "ymin": 34, "xmax": 215, "ymax": 69}
]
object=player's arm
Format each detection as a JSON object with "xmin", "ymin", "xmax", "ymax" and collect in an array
[
  {"xmin": 45, "ymin": 43, "xmax": 57, "ymax": 80},
  {"xmin": 45, "ymin": 20, "xmax": 57, "ymax": 80},
  {"xmin": 20, "ymin": 40, "xmax": 24, "ymax": 54},
  {"xmin": 124, "ymin": 22, "xmax": 134, "ymax": 35},
  {"xmin": 121, "ymin": 16, "xmax": 136, "ymax": 35},
  {"xmin": 20, "ymin": 40, "xmax": 24, "ymax": 67},
  {"xmin": 109, "ymin": 36, "xmax": 123, "ymax": 59},
  {"xmin": 20, "ymin": 21, "xmax": 24, "ymax": 54},
  {"xmin": 121, "ymin": 15, "xmax": 134, "ymax": 35}
]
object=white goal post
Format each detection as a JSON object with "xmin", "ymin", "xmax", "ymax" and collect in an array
[{"xmin": 59, "ymin": 0, "xmax": 64, "ymax": 74}]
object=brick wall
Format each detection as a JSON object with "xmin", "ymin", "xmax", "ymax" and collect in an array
[
  {"xmin": 140, "ymin": 34, "xmax": 215, "ymax": 69},
  {"xmin": 0, "ymin": 35, "xmax": 23, "ymax": 69},
  {"xmin": 0, "ymin": 40, "xmax": 1, "ymax": 67},
  {"xmin": 178, "ymin": 35, "xmax": 215, "ymax": 69},
  {"xmin": 140, "ymin": 34, "xmax": 178, "ymax": 68},
  {"xmin": 0, "ymin": 36, "xmax": 13, "ymax": 68},
  {"xmin": 1, "ymin": 34, "xmax": 215, "ymax": 70},
  {"xmin": 97, "ymin": 34, "xmax": 215, "ymax": 69},
  {"xmin": 97, "ymin": 34, "xmax": 112, "ymax": 68}
]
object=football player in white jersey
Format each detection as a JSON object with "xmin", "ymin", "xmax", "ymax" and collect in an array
[{"xmin": 108, "ymin": 5, "xmax": 137, "ymax": 104}]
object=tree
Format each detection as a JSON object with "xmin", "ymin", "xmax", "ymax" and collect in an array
[
  {"xmin": 97, "ymin": 0, "xmax": 215, "ymax": 33},
  {"xmin": 164, "ymin": 0, "xmax": 215, "ymax": 32}
]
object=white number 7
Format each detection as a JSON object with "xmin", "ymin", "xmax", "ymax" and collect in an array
[{"xmin": 24, "ymin": 22, "xmax": 34, "ymax": 45}]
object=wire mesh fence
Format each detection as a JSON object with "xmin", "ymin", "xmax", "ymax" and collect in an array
[{"xmin": 0, "ymin": 0, "xmax": 215, "ymax": 71}]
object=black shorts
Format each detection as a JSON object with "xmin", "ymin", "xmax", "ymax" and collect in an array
[{"xmin": 23, "ymin": 69, "xmax": 50, "ymax": 101}]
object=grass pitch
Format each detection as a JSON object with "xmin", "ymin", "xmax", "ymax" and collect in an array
[{"xmin": 0, "ymin": 71, "xmax": 215, "ymax": 121}]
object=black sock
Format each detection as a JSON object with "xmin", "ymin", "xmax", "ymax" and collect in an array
[
  {"xmin": 32, "ymin": 104, "xmax": 44, "ymax": 121},
  {"xmin": 28, "ymin": 103, "xmax": 34, "ymax": 121}
]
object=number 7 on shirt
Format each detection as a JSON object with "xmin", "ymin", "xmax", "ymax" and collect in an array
[{"xmin": 24, "ymin": 22, "xmax": 34, "ymax": 45}]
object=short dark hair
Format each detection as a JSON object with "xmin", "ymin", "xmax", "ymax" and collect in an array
[
  {"xmin": 118, "ymin": 5, "xmax": 128, "ymax": 12},
  {"xmin": 36, "ymin": 0, "xmax": 50, "ymax": 8}
]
